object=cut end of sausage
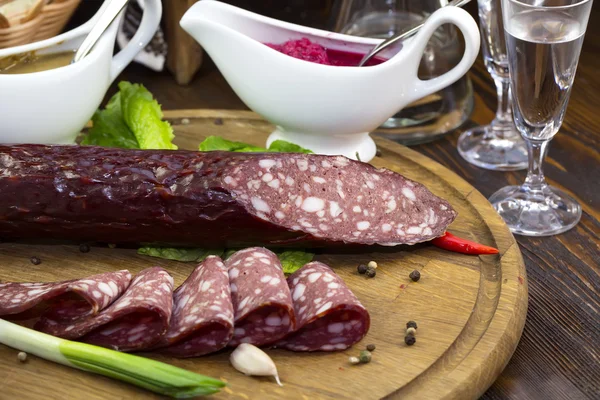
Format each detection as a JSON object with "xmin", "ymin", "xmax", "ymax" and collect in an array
[{"xmin": 222, "ymin": 154, "xmax": 457, "ymax": 245}]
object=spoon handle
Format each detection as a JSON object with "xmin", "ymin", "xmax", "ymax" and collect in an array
[
  {"xmin": 357, "ymin": 0, "xmax": 472, "ymax": 67},
  {"xmin": 72, "ymin": 0, "xmax": 130, "ymax": 64}
]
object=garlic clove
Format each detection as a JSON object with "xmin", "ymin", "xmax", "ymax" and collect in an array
[{"xmin": 230, "ymin": 343, "xmax": 282, "ymax": 386}]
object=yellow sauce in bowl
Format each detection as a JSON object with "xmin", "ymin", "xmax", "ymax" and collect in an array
[{"xmin": 0, "ymin": 51, "xmax": 75, "ymax": 74}]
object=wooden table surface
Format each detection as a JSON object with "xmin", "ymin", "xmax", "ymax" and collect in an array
[{"xmin": 105, "ymin": 6, "xmax": 600, "ymax": 400}]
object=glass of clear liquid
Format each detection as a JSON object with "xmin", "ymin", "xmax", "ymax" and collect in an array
[
  {"xmin": 457, "ymin": 0, "xmax": 528, "ymax": 170},
  {"xmin": 490, "ymin": 0, "xmax": 592, "ymax": 236},
  {"xmin": 336, "ymin": 0, "xmax": 474, "ymax": 145}
]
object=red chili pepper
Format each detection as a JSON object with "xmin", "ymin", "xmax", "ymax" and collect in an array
[{"xmin": 431, "ymin": 232, "xmax": 499, "ymax": 255}]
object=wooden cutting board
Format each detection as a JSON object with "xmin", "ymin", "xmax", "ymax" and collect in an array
[{"xmin": 0, "ymin": 110, "xmax": 528, "ymax": 400}]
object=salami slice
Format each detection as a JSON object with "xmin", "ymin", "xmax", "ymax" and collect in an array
[
  {"xmin": 35, "ymin": 267, "xmax": 173, "ymax": 352},
  {"xmin": 155, "ymin": 256, "xmax": 234, "ymax": 357},
  {"xmin": 276, "ymin": 262, "xmax": 370, "ymax": 351},
  {"xmin": 0, "ymin": 145, "xmax": 456, "ymax": 248},
  {"xmin": 225, "ymin": 248, "xmax": 295, "ymax": 346},
  {"xmin": 0, "ymin": 270, "xmax": 131, "ymax": 321}
]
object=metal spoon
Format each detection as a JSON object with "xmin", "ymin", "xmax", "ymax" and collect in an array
[
  {"xmin": 357, "ymin": 0, "xmax": 473, "ymax": 67},
  {"xmin": 71, "ymin": 0, "xmax": 130, "ymax": 64}
]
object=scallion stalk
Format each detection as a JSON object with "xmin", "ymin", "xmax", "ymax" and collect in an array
[{"xmin": 0, "ymin": 319, "xmax": 224, "ymax": 398}]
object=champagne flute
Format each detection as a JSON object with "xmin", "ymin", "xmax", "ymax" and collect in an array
[
  {"xmin": 490, "ymin": 0, "xmax": 592, "ymax": 236},
  {"xmin": 457, "ymin": 0, "xmax": 528, "ymax": 171}
]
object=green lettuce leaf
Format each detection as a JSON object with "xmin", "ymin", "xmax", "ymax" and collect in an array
[
  {"xmin": 223, "ymin": 249, "xmax": 238, "ymax": 260},
  {"xmin": 198, "ymin": 136, "xmax": 267, "ymax": 152},
  {"xmin": 198, "ymin": 136, "xmax": 312, "ymax": 154},
  {"xmin": 138, "ymin": 247, "xmax": 223, "ymax": 262},
  {"xmin": 140, "ymin": 247, "xmax": 313, "ymax": 275},
  {"xmin": 81, "ymin": 93, "xmax": 139, "ymax": 149},
  {"xmin": 119, "ymin": 82, "xmax": 177, "ymax": 150},
  {"xmin": 268, "ymin": 140, "xmax": 313, "ymax": 154},
  {"xmin": 82, "ymin": 81, "xmax": 177, "ymax": 150},
  {"xmin": 277, "ymin": 250, "xmax": 315, "ymax": 274}
]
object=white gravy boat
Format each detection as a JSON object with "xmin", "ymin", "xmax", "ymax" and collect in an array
[
  {"xmin": 0, "ymin": 0, "xmax": 161, "ymax": 144},
  {"xmin": 181, "ymin": 0, "xmax": 480, "ymax": 162}
]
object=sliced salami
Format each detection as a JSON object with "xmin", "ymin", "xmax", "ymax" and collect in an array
[
  {"xmin": 155, "ymin": 256, "xmax": 234, "ymax": 357},
  {"xmin": 276, "ymin": 262, "xmax": 370, "ymax": 351},
  {"xmin": 225, "ymin": 248, "xmax": 295, "ymax": 346},
  {"xmin": 35, "ymin": 267, "xmax": 173, "ymax": 352},
  {"xmin": 0, "ymin": 270, "xmax": 131, "ymax": 321}
]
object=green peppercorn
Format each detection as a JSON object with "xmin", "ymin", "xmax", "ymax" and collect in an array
[
  {"xmin": 359, "ymin": 350, "xmax": 372, "ymax": 363},
  {"xmin": 409, "ymin": 270, "xmax": 421, "ymax": 282},
  {"xmin": 30, "ymin": 256, "xmax": 41, "ymax": 265},
  {"xmin": 357, "ymin": 264, "xmax": 368, "ymax": 274},
  {"xmin": 107, "ymin": 243, "xmax": 116, "ymax": 249},
  {"xmin": 406, "ymin": 320, "xmax": 417, "ymax": 330},
  {"xmin": 366, "ymin": 344, "xmax": 376, "ymax": 352},
  {"xmin": 405, "ymin": 334, "xmax": 416, "ymax": 346},
  {"xmin": 365, "ymin": 266, "xmax": 376, "ymax": 278},
  {"xmin": 79, "ymin": 244, "xmax": 90, "ymax": 253}
]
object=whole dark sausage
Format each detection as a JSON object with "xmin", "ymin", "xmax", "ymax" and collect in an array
[{"xmin": 0, "ymin": 145, "xmax": 456, "ymax": 247}]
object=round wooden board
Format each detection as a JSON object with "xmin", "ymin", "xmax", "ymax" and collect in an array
[{"xmin": 0, "ymin": 110, "xmax": 528, "ymax": 400}]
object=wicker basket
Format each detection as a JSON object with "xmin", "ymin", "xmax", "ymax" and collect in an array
[{"xmin": 0, "ymin": 0, "xmax": 81, "ymax": 49}]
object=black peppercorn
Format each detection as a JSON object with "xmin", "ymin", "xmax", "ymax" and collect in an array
[
  {"xmin": 404, "ymin": 334, "xmax": 416, "ymax": 346},
  {"xmin": 357, "ymin": 264, "xmax": 368, "ymax": 274},
  {"xmin": 366, "ymin": 344, "xmax": 376, "ymax": 352},
  {"xmin": 365, "ymin": 267, "xmax": 376, "ymax": 278},
  {"xmin": 214, "ymin": 118, "xmax": 224, "ymax": 125},
  {"xmin": 79, "ymin": 244, "xmax": 90, "ymax": 253},
  {"xmin": 406, "ymin": 320, "xmax": 417, "ymax": 330},
  {"xmin": 30, "ymin": 256, "xmax": 41, "ymax": 265},
  {"xmin": 409, "ymin": 270, "xmax": 421, "ymax": 282}
]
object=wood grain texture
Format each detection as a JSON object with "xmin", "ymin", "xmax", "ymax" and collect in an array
[
  {"xmin": 164, "ymin": 0, "xmax": 203, "ymax": 85},
  {"xmin": 0, "ymin": 113, "xmax": 526, "ymax": 400}
]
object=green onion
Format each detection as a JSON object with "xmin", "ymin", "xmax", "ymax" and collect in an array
[{"xmin": 0, "ymin": 319, "xmax": 224, "ymax": 398}]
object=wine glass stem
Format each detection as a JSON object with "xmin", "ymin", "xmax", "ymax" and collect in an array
[
  {"xmin": 493, "ymin": 77, "xmax": 513, "ymax": 127},
  {"xmin": 522, "ymin": 138, "xmax": 550, "ymax": 192}
]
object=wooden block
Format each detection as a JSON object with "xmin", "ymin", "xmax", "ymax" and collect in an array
[{"xmin": 164, "ymin": 0, "xmax": 203, "ymax": 86}]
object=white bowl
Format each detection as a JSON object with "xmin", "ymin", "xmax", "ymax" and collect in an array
[
  {"xmin": 181, "ymin": 0, "xmax": 480, "ymax": 161},
  {"xmin": 0, "ymin": 0, "xmax": 162, "ymax": 144}
]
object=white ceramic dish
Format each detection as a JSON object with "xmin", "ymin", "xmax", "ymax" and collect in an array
[
  {"xmin": 181, "ymin": 0, "xmax": 480, "ymax": 161},
  {"xmin": 0, "ymin": 0, "xmax": 161, "ymax": 144}
]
